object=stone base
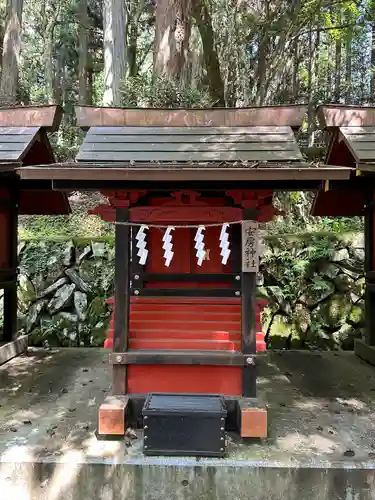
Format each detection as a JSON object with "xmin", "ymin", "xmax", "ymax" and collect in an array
[
  {"xmin": 98, "ymin": 395, "xmax": 129, "ymax": 437},
  {"xmin": 3, "ymin": 349, "xmax": 375, "ymax": 499},
  {"xmin": 354, "ymin": 339, "xmax": 375, "ymax": 366},
  {"xmin": 237, "ymin": 398, "xmax": 267, "ymax": 438},
  {"xmin": 0, "ymin": 335, "xmax": 28, "ymax": 366}
]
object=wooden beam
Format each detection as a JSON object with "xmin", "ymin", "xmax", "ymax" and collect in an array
[
  {"xmin": 76, "ymin": 105, "xmax": 307, "ymax": 129},
  {"xmin": 0, "ymin": 162, "xmax": 21, "ymax": 172},
  {"xmin": 98, "ymin": 395, "xmax": 129, "ymax": 437},
  {"xmin": 132, "ymin": 288, "xmax": 239, "ymax": 297},
  {"xmin": 109, "ymin": 350, "xmax": 247, "ymax": 366},
  {"xmin": 112, "ymin": 207, "xmax": 131, "ymax": 395},
  {"xmin": 241, "ymin": 208, "xmax": 257, "ymax": 398},
  {"xmin": 317, "ymin": 105, "xmax": 375, "ymax": 128},
  {"xmin": 2, "ymin": 184, "xmax": 18, "ymax": 342},
  {"xmin": 237, "ymin": 398, "xmax": 267, "ymax": 438},
  {"xmin": 19, "ymin": 165, "xmax": 353, "ymax": 182},
  {"xmin": 0, "ymin": 105, "xmax": 63, "ymax": 132},
  {"xmin": 357, "ymin": 163, "xmax": 375, "ymax": 172},
  {"xmin": 48, "ymin": 179, "xmax": 323, "ymax": 192},
  {"xmin": 364, "ymin": 191, "xmax": 375, "ymax": 346},
  {"xmin": 134, "ymin": 273, "xmax": 239, "ymax": 283}
]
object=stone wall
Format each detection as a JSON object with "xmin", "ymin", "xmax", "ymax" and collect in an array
[
  {"xmin": 11, "ymin": 232, "xmax": 365, "ymax": 350},
  {"xmin": 260, "ymin": 232, "xmax": 365, "ymax": 350},
  {"xmin": 17, "ymin": 240, "xmax": 114, "ymax": 347}
]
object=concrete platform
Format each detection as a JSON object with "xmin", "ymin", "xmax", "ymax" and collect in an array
[{"xmin": 1, "ymin": 348, "xmax": 375, "ymax": 499}]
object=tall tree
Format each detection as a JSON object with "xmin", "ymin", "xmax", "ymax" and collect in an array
[
  {"xmin": 43, "ymin": 0, "xmax": 63, "ymax": 104},
  {"xmin": 192, "ymin": 0, "xmax": 224, "ymax": 105},
  {"xmin": 78, "ymin": 0, "xmax": 90, "ymax": 104},
  {"xmin": 370, "ymin": 1, "xmax": 375, "ymax": 99},
  {"xmin": 0, "ymin": 0, "xmax": 23, "ymax": 105},
  {"xmin": 153, "ymin": 0, "xmax": 192, "ymax": 82},
  {"xmin": 103, "ymin": 0, "xmax": 128, "ymax": 106}
]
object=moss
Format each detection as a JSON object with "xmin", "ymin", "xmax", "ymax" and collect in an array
[{"xmin": 348, "ymin": 304, "xmax": 365, "ymax": 326}]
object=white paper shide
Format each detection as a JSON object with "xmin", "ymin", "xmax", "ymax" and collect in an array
[
  {"xmin": 135, "ymin": 225, "xmax": 148, "ymax": 265},
  {"xmin": 162, "ymin": 226, "xmax": 175, "ymax": 267},
  {"xmin": 219, "ymin": 223, "xmax": 231, "ymax": 265},
  {"xmin": 194, "ymin": 226, "xmax": 206, "ymax": 266}
]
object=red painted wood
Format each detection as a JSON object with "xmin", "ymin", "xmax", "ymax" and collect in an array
[
  {"xmin": 148, "ymin": 191, "xmax": 222, "ymax": 207},
  {"xmin": 127, "ymin": 365, "xmax": 242, "ymax": 395},
  {"xmin": 131, "ymin": 297, "xmax": 240, "ymax": 303},
  {"xmin": 190, "ymin": 226, "xmax": 232, "ymax": 274},
  {"xmin": 130, "ymin": 311, "xmax": 241, "ymax": 321},
  {"xmin": 104, "ymin": 297, "xmax": 267, "ymax": 353},
  {"xmin": 144, "ymin": 282, "xmax": 231, "ymax": 289},
  {"xmin": 0, "ymin": 189, "xmax": 11, "ymax": 269},
  {"xmin": 101, "ymin": 190, "xmax": 147, "ymax": 208},
  {"xmin": 311, "ymin": 189, "xmax": 365, "ymax": 217},
  {"xmin": 97, "ymin": 190, "xmax": 273, "ymax": 395},
  {"xmin": 89, "ymin": 203, "xmax": 116, "ymax": 222},
  {"xmin": 326, "ymin": 136, "xmax": 356, "ymax": 167},
  {"xmin": 131, "ymin": 206, "xmax": 242, "ymax": 223},
  {"xmin": 19, "ymin": 190, "xmax": 70, "ymax": 215},
  {"xmin": 129, "ymin": 339, "xmax": 240, "ymax": 350},
  {"xmin": 146, "ymin": 227, "xmax": 190, "ymax": 274},
  {"xmin": 0, "ymin": 211, "xmax": 10, "ymax": 268},
  {"xmin": 130, "ymin": 319, "xmax": 240, "ymax": 330},
  {"xmin": 256, "ymin": 332, "xmax": 266, "ymax": 352},
  {"xmin": 129, "ymin": 331, "xmax": 241, "ymax": 341}
]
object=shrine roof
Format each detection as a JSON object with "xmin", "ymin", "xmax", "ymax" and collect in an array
[
  {"xmin": 0, "ymin": 105, "xmax": 70, "ymax": 215},
  {"xmin": 317, "ymin": 105, "xmax": 375, "ymax": 173},
  {"xmin": 309, "ymin": 105, "xmax": 375, "ymax": 217},
  {"xmin": 338, "ymin": 126, "xmax": 375, "ymax": 165},
  {"xmin": 19, "ymin": 105, "xmax": 354, "ymax": 185},
  {"xmin": 75, "ymin": 125, "xmax": 303, "ymax": 163},
  {"xmin": 0, "ymin": 126, "xmax": 42, "ymax": 163}
]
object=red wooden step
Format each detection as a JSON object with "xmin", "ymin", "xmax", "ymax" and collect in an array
[
  {"xmin": 128, "ymin": 339, "xmax": 240, "ymax": 351},
  {"xmin": 130, "ymin": 304, "xmax": 241, "ymax": 314},
  {"xmin": 129, "ymin": 311, "xmax": 242, "ymax": 322},
  {"xmin": 131, "ymin": 297, "xmax": 241, "ymax": 305},
  {"xmin": 129, "ymin": 330, "xmax": 241, "ymax": 341},
  {"xmin": 130, "ymin": 319, "xmax": 240, "ymax": 331}
]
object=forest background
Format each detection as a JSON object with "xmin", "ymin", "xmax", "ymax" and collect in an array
[{"xmin": 0, "ymin": 0, "xmax": 372, "ymax": 348}]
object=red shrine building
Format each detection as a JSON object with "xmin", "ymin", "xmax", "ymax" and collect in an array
[
  {"xmin": 0, "ymin": 106, "xmax": 70, "ymax": 362},
  {"xmin": 17, "ymin": 104, "xmax": 371, "ymax": 454}
]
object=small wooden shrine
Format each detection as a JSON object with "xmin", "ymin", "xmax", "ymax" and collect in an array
[
  {"xmin": 315, "ymin": 105, "xmax": 375, "ymax": 367},
  {"xmin": 0, "ymin": 106, "xmax": 70, "ymax": 364},
  {"xmin": 20, "ymin": 105, "xmax": 354, "ymax": 443}
]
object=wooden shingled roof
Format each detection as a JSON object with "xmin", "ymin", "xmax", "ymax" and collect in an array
[
  {"xmin": 0, "ymin": 105, "xmax": 62, "ymax": 171},
  {"xmin": 317, "ymin": 105, "xmax": 375, "ymax": 169},
  {"xmin": 339, "ymin": 127, "xmax": 375, "ymax": 164},
  {"xmin": 311, "ymin": 105, "xmax": 375, "ymax": 217},
  {"xmin": 19, "ymin": 105, "xmax": 353, "ymax": 183},
  {"xmin": 0, "ymin": 126, "xmax": 43, "ymax": 163},
  {"xmin": 75, "ymin": 106, "xmax": 305, "ymax": 166},
  {"xmin": 76, "ymin": 125, "xmax": 303, "ymax": 163},
  {"xmin": 0, "ymin": 105, "xmax": 70, "ymax": 215}
]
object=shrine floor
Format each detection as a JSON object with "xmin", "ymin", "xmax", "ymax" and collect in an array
[{"xmin": 1, "ymin": 348, "xmax": 375, "ymax": 499}]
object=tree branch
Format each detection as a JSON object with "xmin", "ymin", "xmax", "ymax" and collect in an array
[{"xmin": 292, "ymin": 21, "xmax": 367, "ymax": 41}]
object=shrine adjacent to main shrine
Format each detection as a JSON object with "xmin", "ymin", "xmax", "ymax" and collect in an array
[
  {"xmin": 314, "ymin": 105, "xmax": 375, "ymax": 368},
  {"xmin": 0, "ymin": 106, "xmax": 70, "ymax": 364},
  {"xmin": 19, "ymin": 104, "xmax": 355, "ymax": 447}
]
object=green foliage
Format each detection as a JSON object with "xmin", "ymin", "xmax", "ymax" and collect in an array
[
  {"xmin": 120, "ymin": 75, "xmax": 214, "ymax": 108},
  {"xmin": 19, "ymin": 212, "xmax": 114, "ymax": 240},
  {"xmin": 263, "ymin": 228, "xmax": 364, "ymax": 350}
]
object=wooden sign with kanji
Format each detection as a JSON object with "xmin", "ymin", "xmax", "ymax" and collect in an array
[{"xmin": 241, "ymin": 221, "xmax": 259, "ymax": 272}]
